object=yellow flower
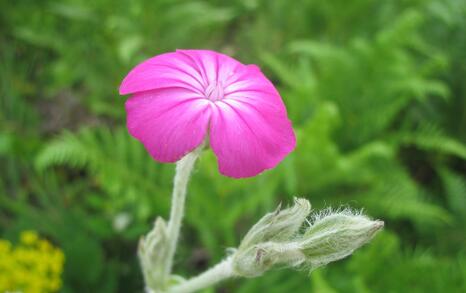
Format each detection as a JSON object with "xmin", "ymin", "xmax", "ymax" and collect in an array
[
  {"xmin": 20, "ymin": 230, "xmax": 39, "ymax": 246},
  {"xmin": 0, "ymin": 230, "xmax": 65, "ymax": 293},
  {"xmin": 0, "ymin": 239, "xmax": 12, "ymax": 253},
  {"xmin": 53, "ymin": 249, "xmax": 65, "ymax": 264},
  {"xmin": 0, "ymin": 276, "xmax": 12, "ymax": 292},
  {"xmin": 38, "ymin": 239, "xmax": 53, "ymax": 252},
  {"xmin": 49, "ymin": 278, "xmax": 62, "ymax": 291}
]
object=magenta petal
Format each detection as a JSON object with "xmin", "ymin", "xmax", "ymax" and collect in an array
[
  {"xmin": 119, "ymin": 52, "xmax": 206, "ymax": 95},
  {"xmin": 176, "ymin": 49, "xmax": 242, "ymax": 85},
  {"xmin": 209, "ymin": 97, "xmax": 296, "ymax": 178},
  {"xmin": 126, "ymin": 88, "xmax": 211, "ymax": 162},
  {"xmin": 121, "ymin": 49, "xmax": 296, "ymax": 178}
]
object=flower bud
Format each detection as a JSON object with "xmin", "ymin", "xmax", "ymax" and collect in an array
[
  {"xmin": 239, "ymin": 198, "xmax": 311, "ymax": 250},
  {"xmin": 300, "ymin": 210, "xmax": 384, "ymax": 271},
  {"xmin": 232, "ymin": 241, "xmax": 305, "ymax": 277},
  {"xmin": 139, "ymin": 217, "xmax": 168, "ymax": 290},
  {"xmin": 233, "ymin": 198, "xmax": 311, "ymax": 277}
]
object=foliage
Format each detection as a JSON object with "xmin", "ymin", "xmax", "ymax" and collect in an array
[{"xmin": 1, "ymin": 0, "xmax": 465, "ymax": 292}]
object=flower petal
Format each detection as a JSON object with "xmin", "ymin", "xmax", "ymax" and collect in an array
[
  {"xmin": 176, "ymin": 49, "xmax": 242, "ymax": 85},
  {"xmin": 224, "ymin": 64, "xmax": 278, "ymax": 96},
  {"xmin": 119, "ymin": 52, "xmax": 206, "ymax": 95},
  {"xmin": 209, "ymin": 96, "xmax": 296, "ymax": 178},
  {"xmin": 126, "ymin": 88, "xmax": 211, "ymax": 162}
]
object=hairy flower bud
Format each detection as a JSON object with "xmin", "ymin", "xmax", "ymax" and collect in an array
[
  {"xmin": 233, "ymin": 198, "xmax": 311, "ymax": 277},
  {"xmin": 239, "ymin": 198, "xmax": 311, "ymax": 249},
  {"xmin": 139, "ymin": 217, "xmax": 169, "ymax": 291},
  {"xmin": 232, "ymin": 241, "xmax": 305, "ymax": 277},
  {"xmin": 300, "ymin": 210, "xmax": 384, "ymax": 271},
  {"xmin": 232, "ymin": 204, "xmax": 383, "ymax": 278}
]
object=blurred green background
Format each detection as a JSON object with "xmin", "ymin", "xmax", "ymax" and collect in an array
[{"xmin": 1, "ymin": 0, "xmax": 466, "ymax": 292}]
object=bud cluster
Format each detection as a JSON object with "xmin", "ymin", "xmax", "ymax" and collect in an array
[{"xmin": 232, "ymin": 198, "xmax": 383, "ymax": 277}]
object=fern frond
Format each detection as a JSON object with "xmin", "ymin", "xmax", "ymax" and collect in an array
[
  {"xmin": 35, "ymin": 127, "xmax": 173, "ymax": 219},
  {"xmin": 35, "ymin": 130, "xmax": 89, "ymax": 170},
  {"xmin": 358, "ymin": 162, "xmax": 452, "ymax": 226},
  {"xmin": 396, "ymin": 123, "xmax": 466, "ymax": 160},
  {"xmin": 439, "ymin": 168, "xmax": 466, "ymax": 220}
]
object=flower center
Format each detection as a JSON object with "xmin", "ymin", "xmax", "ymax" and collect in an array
[{"xmin": 205, "ymin": 81, "xmax": 224, "ymax": 101}]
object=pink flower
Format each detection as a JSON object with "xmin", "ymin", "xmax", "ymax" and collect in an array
[{"xmin": 119, "ymin": 49, "xmax": 296, "ymax": 178}]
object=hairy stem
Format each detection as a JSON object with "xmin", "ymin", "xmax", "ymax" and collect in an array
[
  {"xmin": 168, "ymin": 257, "xmax": 236, "ymax": 293},
  {"xmin": 163, "ymin": 146, "xmax": 203, "ymax": 284}
]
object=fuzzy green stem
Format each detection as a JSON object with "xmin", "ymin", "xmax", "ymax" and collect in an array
[
  {"xmin": 168, "ymin": 257, "xmax": 236, "ymax": 293},
  {"xmin": 163, "ymin": 146, "xmax": 203, "ymax": 285}
]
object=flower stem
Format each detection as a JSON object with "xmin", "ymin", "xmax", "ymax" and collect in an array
[
  {"xmin": 163, "ymin": 146, "xmax": 203, "ymax": 284},
  {"xmin": 168, "ymin": 257, "xmax": 236, "ymax": 293}
]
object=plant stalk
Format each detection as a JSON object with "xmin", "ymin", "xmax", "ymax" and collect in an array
[
  {"xmin": 163, "ymin": 146, "xmax": 203, "ymax": 284},
  {"xmin": 168, "ymin": 257, "xmax": 235, "ymax": 293}
]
